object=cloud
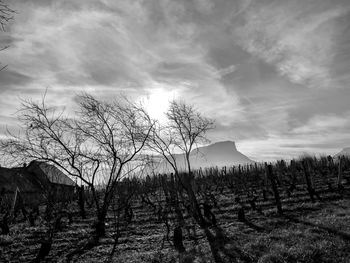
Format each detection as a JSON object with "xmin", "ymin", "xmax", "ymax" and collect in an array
[
  {"xmin": 290, "ymin": 113, "xmax": 350, "ymax": 135},
  {"xmin": 1, "ymin": 0, "xmax": 350, "ymax": 160},
  {"xmin": 231, "ymin": 0, "xmax": 350, "ymax": 89},
  {"xmin": 215, "ymin": 64, "xmax": 237, "ymax": 78},
  {"xmin": 193, "ymin": 0, "xmax": 215, "ymax": 14},
  {"xmin": 0, "ymin": 69, "xmax": 33, "ymax": 92},
  {"xmin": 242, "ymin": 113, "xmax": 350, "ymax": 160}
]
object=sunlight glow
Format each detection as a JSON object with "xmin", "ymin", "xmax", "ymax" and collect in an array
[{"xmin": 142, "ymin": 88, "xmax": 178, "ymax": 123}]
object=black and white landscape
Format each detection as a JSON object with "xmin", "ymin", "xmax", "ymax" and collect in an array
[
  {"xmin": 152, "ymin": 141, "xmax": 254, "ymax": 173},
  {"xmin": 0, "ymin": 0, "xmax": 350, "ymax": 262}
]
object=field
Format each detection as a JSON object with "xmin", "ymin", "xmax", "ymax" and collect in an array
[{"xmin": 1, "ymin": 157, "xmax": 350, "ymax": 263}]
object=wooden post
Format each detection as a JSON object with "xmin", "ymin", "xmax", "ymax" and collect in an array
[
  {"xmin": 262, "ymin": 163, "xmax": 269, "ymax": 201},
  {"xmin": 338, "ymin": 156, "xmax": 344, "ymax": 191},
  {"xmin": 303, "ymin": 160, "xmax": 315, "ymax": 202},
  {"xmin": 10, "ymin": 187, "xmax": 19, "ymax": 218},
  {"xmin": 289, "ymin": 160, "xmax": 297, "ymax": 193},
  {"xmin": 302, "ymin": 160, "xmax": 321, "ymax": 202},
  {"xmin": 267, "ymin": 164, "xmax": 283, "ymax": 215},
  {"xmin": 267, "ymin": 165, "xmax": 283, "ymax": 215},
  {"xmin": 327, "ymin": 155, "xmax": 335, "ymax": 176}
]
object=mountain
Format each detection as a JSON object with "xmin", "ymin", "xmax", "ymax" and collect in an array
[
  {"xmin": 334, "ymin": 147, "xmax": 350, "ymax": 158},
  {"xmin": 189, "ymin": 141, "xmax": 254, "ymax": 168},
  {"xmin": 153, "ymin": 141, "xmax": 254, "ymax": 173}
]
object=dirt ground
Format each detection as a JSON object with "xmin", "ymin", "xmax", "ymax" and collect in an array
[{"xmin": 1, "ymin": 186, "xmax": 350, "ymax": 263}]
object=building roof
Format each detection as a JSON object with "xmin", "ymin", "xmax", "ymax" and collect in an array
[
  {"xmin": 0, "ymin": 161, "xmax": 76, "ymax": 194},
  {"xmin": 27, "ymin": 161, "xmax": 76, "ymax": 186}
]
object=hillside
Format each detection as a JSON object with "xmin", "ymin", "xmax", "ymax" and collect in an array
[
  {"xmin": 189, "ymin": 141, "xmax": 254, "ymax": 168},
  {"xmin": 334, "ymin": 147, "xmax": 350, "ymax": 159},
  {"xmin": 154, "ymin": 141, "xmax": 254, "ymax": 173}
]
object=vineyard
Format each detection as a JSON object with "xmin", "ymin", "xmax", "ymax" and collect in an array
[
  {"xmin": 1, "ymin": 155, "xmax": 350, "ymax": 262},
  {"xmin": 1, "ymin": 0, "xmax": 350, "ymax": 262}
]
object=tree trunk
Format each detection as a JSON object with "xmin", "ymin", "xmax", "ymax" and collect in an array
[
  {"xmin": 95, "ymin": 208, "xmax": 107, "ymax": 238},
  {"xmin": 338, "ymin": 156, "xmax": 344, "ymax": 191},
  {"xmin": 173, "ymin": 226, "xmax": 185, "ymax": 253},
  {"xmin": 1, "ymin": 213, "xmax": 9, "ymax": 235},
  {"xmin": 203, "ymin": 227, "xmax": 224, "ymax": 263},
  {"xmin": 179, "ymin": 172, "xmax": 206, "ymax": 228},
  {"xmin": 186, "ymin": 184, "xmax": 206, "ymax": 227},
  {"xmin": 237, "ymin": 207, "xmax": 245, "ymax": 222},
  {"xmin": 169, "ymin": 175, "xmax": 185, "ymax": 226},
  {"xmin": 78, "ymin": 186, "xmax": 86, "ymax": 219}
]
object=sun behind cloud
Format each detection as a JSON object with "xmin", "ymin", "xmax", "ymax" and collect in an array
[
  {"xmin": 1, "ymin": 0, "xmax": 350, "ymax": 160},
  {"xmin": 142, "ymin": 87, "xmax": 178, "ymax": 123}
]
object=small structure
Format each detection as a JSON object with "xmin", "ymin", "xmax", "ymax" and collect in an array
[
  {"xmin": 0, "ymin": 161, "xmax": 76, "ymax": 208},
  {"xmin": 27, "ymin": 161, "xmax": 76, "ymax": 202}
]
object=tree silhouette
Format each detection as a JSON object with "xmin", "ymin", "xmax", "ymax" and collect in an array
[
  {"xmin": 0, "ymin": 93, "xmax": 154, "ymax": 239},
  {"xmin": 0, "ymin": 1, "xmax": 14, "ymax": 71}
]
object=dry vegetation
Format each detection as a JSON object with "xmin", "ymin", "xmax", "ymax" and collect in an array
[{"xmin": 1, "ymin": 156, "xmax": 350, "ymax": 263}]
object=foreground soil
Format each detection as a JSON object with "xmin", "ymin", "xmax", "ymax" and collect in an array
[{"xmin": 1, "ymin": 189, "xmax": 350, "ymax": 263}]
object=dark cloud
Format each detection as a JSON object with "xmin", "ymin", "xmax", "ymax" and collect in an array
[
  {"xmin": 0, "ymin": 33, "xmax": 18, "ymax": 47},
  {"xmin": 0, "ymin": 69, "xmax": 33, "ymax": 93},
  {"xmin": 287, "ymin": 88, "xmax": 350, "ymax": 128}
]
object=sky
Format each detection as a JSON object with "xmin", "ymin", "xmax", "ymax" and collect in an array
[{"xmin": 0, "ymin": 0, "xmax": 350, "ymax": 161}]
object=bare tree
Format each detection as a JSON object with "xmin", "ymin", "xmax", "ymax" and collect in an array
[
  {"xmin": 75, "ymin": 94, "xmax": 153, "ymax": 237},
  {"xmin": 0, "ymin": 0, "xmax": 13, "ymax": 30},
  {"xmin": 0, "ymin": 93, "xmax": 153, "ymax": 239},
  {"xmin": 147, "ymin": 122, "xmax": 180, "ymax": 175},
  {"xmin": 148, "ymin": 100, "xmax": 217, "ymax": 258},
  {"xmin": 166, "ymin": 100, "xmax": 215, "ymax": 175},
  {"xmin": 148, "ymin": 100, "xmax": 214, "ymax": 176},
  {"xmin": 0, "ymin": 0, "xmax": 14, "ymax": 71},
  {"xmin": 165, "ymin": 101, "xmax": 215, "ymax": 232}
]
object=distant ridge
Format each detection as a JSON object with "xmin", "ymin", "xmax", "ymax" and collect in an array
[
  {"xmin": 189, "ymin": 141, "xmax": 254, "ymax": 168},
  {"xmin": 334, "ymin": 147, "xmax": 350, "ymax": 158},
  {"xmin": 155, "ymin": 141, "xmax": 254, "ymax": 173}
]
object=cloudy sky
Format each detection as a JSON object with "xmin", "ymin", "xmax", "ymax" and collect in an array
[{"xmin": 0, "ymin": 0, "xmax": 350, "ymax": 161}]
